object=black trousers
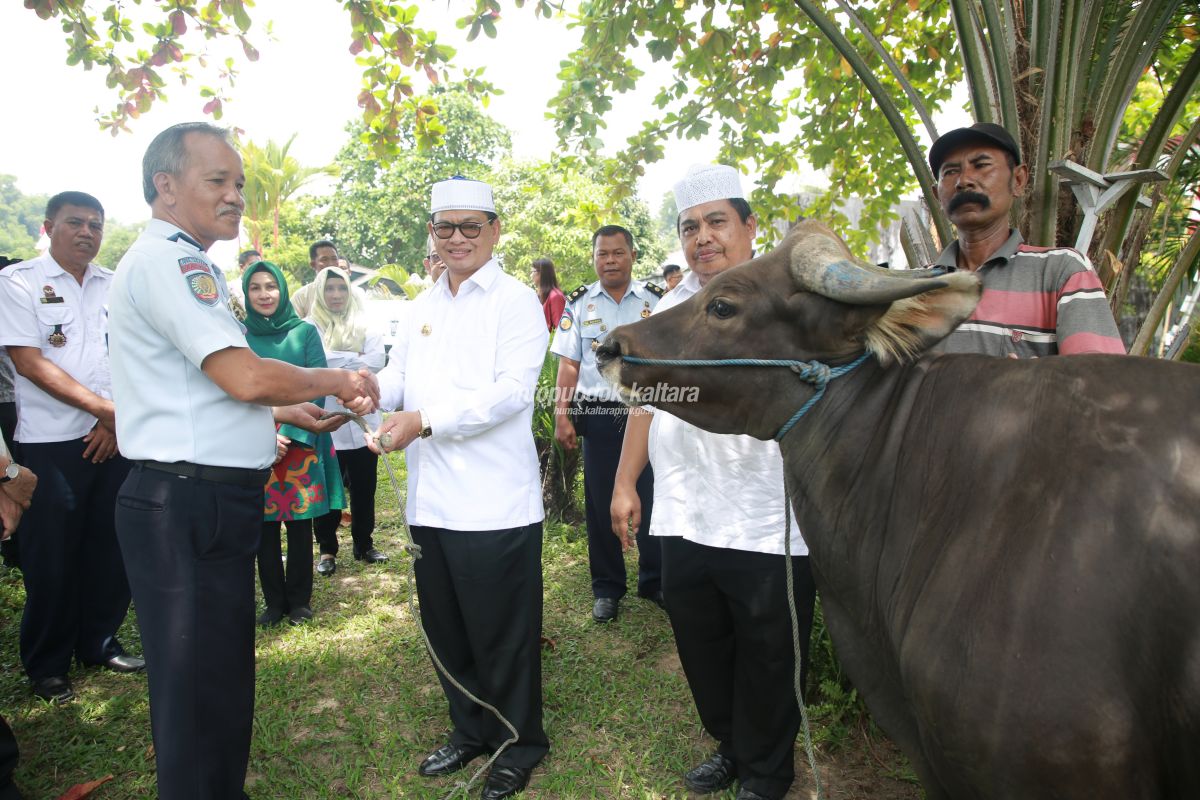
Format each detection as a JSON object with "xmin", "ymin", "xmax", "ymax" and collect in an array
[
  {"xmin": 116, "ymin": 466, "xmax": 260, "ymax": 800},
  {"xmin": 257, "ymin": 519, "xmax": 313, "ymax": 612},
  {"xmin": 16, "ymin": 439, "xmax": 131, "ymax": 679},
  {"xmin": 0, "ymin": 714, "xmax": 19, "ymax": 800},
  {"xmin": 579, "ymin": 403, "xmax": 660, "ymax": 599},
  {"xmin": 661, "ymin": 537, "xmax": 816, "ymax": 800},
  {"xmin": 313, "ymin": 447, "xmax": 377, "ymax": 557},
  {"xmin": 410, "ymin": 523, "xmax": 549, "ymax": 770}
]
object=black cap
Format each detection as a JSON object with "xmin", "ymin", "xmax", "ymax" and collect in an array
[{"xmin": 929, "ymin": 122, "xmax": 1021, "ymax": 177}]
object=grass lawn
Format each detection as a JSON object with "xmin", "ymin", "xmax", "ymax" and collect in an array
[{"xmin": 0, "ymin": 455, "xmax": 919, "ymax": 799}]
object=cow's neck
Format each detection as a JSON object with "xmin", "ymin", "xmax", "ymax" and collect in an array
[{"xmin": 779, "ymin": 355, "xmax": 935, "ymax": 602}]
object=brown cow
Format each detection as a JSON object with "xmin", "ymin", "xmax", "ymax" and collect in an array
[{"xmin": 596, "ymin": 221, "xmax": 1200, "ymax": 799}]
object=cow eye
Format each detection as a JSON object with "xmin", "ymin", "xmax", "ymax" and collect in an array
[{"xmin": 707, "ymin": 299, "xmax": 736, "ymax": 319}]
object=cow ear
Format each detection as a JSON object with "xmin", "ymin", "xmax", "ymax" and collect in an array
[
  {"xmin": 787, "ymin": 222, "xmax": 981, "ymax": 365},
  {"xmin": 865, "ymin": 275, "xmax": 982, "ymax": 365}
]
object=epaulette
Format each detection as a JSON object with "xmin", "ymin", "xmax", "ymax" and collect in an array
[
  {"xmin": 568, "ymin": 284, "xmax": 589, "ymax": 303},
  {"xmin": 643, "ymin": 282, "xmax": 665, "ymax": 298}
]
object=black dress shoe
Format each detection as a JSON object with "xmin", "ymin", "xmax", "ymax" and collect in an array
[
  {"xmin": 316, "ymin": 556, "xmax": 336, "ymax": 576},
  {"xmin": 736, "ymin": 788, "xmax": 775, "ymax": 800},
  {"xmin": 94, "ymin": 653, "xmax": 146, "ymax": 673},
  {"xmin": 592, "ymin": 597, "xmax": 618, "ymax": 622},
  {"xmin": 684, "ymin": 753, "xmax": 737, "ymax": 794},
  {"xmin": 288, "ymin": 606, "xmax": 313, "ymax": 625},
  {"xmin": 481, "ymin": 765, "xmax": 531, "ymax": 800},
  {"xmin": 257, "ymin": 608, "xmax": 285, "ymax": 627},
  {"xmin": 31, "ymin": 676, "xmax": 74, "ymax": 703},
  {"xmin": 418, "ymin": 742, "xmax": 487, "ymax": 777},
  {"xmin": 354, "ymin": 548, "xmax": 388, "ymax": 563}
]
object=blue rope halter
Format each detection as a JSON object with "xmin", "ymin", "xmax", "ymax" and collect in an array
[{"xmin": 620, "ymin": 351, "xmax": 871, "ymax": 441}]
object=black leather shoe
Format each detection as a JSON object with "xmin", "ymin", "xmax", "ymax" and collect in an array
[
  {"xmin": 288, "ymin": 606, "xmax": 313, "ymax": 625},
  {"xmin": 684, "ymin": 753, "xmax": 737, "ymax": 794},
  {"xmin": 418, "ymin": 742, "xmax": 487, "ymax": 777},
  {"xmin": 354, "ymin": 548, "xmax": 388, "ymax": 563},
  {"xmin": 94, "ymin": 653, "xmax": 146, "ymax": 673},
  {"xmin": 592, "ymin": 597, "xmax": 618, "ymax": 622},
  {"xmin": 31, "ymin": 676, "xmax": 74, "ymax": 703},
  {"xmin": 316, "ymin": 556, "xmax": 336, "ymax": 576},
  {"xmin": 257, "ymin": 608, "xmax": 285, "ymax": 627},
  {"xmin": 736, "ymin": 788, "xmax": 774, "ymax": 800},
  {"xmin": 481, "ymin": 765, "xmax": 531, "ymax": 800}
]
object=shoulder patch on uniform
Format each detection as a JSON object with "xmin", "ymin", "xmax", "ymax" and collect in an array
[
  {"xmin": 180, "ymin": 258, "xmax": 219, "ymax": 306},
  {"xmin": 178, "ymin": 256, "xmax": 213, "ymax": 275},
  {"xmin": 644, "ymin": 282, "xmax": 665, "ymax": 298},
  {"xmin": 567, "ymin": 284, "xmax": 589, "ymax": 303},
  {"xmin": 558, "ymin": 306, "xmax": 574, "ymax": 332}
]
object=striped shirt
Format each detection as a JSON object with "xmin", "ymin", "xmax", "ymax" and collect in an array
[{"xmin": 934, "ymin": 230, "xmax": 1125, "ymax": 358}]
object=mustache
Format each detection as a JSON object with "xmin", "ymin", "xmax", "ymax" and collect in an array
[
  {"xmin": 218, "ymin": 205, "xmax": 243, "ymax": 217},
  {"xmin": 948, "ymin": 191, "xmax": 990, "ymax": 213}
]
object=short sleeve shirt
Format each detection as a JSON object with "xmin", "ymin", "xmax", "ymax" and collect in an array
[
  {"xmin": 549, "ymin": 280, "xmax": 661, "ymax": 401},
  {"xmin": 0, "ymin": 253, "xmax": 115, "ymax": 443},
  {"xmin": 108, "ymin": 219, "xmax": 276, "ymax": 468}
]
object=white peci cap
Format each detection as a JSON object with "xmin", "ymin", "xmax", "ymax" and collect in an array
[
  {"xmin": 430, "ymin": 176, "xmax": 496, "ymax": 215},
  {"xmin": 672, "ymin": 163, "xmax": 745, "ymax": 214}
]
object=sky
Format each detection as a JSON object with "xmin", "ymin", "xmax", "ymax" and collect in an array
[
  {"xmin": 1, "ymin": 1, "xmax": 733, "ymax": 268},
  {"xmin": 1, "ymin": 2, "xmax": 969, "ymax": 270}
]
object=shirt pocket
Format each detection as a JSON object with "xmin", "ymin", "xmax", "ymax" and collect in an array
[{"xmin": 33, "ymin": 303, "xmax": 75, "ymax": 349}]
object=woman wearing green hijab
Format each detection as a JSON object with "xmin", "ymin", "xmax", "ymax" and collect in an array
[{"xmin": 242, "ymin": 261, "xmax": 345, "ymax": 626}]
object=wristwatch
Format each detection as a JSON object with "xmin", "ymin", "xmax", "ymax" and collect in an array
[
  {"xmin": 418, "ymin": 409, "xmax": 433, "ymax": 439},
  {"xmin": 0, "ymin": 461, "xmax": 19, "ymax": 484}
]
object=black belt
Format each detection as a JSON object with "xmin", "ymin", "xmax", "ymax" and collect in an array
[{"xmin": 135, "ymin": 460, "xmax": 271, "ymax": 488}]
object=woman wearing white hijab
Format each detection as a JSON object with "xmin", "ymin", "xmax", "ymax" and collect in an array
[{"xmin": 307, "ymin": 267, "xmax": 388, "ymax": 574}]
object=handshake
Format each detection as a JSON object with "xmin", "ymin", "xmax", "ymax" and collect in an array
[{"xmin": 272, "ymin": 368, "xmax": 381, "ymax": 438}]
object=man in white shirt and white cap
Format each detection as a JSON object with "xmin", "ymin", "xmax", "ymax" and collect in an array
[
  {"xmin": 372, "ymin": 176, "xmax": 549, "ymax": 800},
  {"xmin": 611, "ymin": 164, "xmax": 818, "ymax": 800}
]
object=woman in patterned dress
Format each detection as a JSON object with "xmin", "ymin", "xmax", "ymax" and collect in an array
[{"xmin": 242, "ymin": 261, "xmax": 345, "ymax": 626}]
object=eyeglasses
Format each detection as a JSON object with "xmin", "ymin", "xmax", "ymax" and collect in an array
[
  {"xmin": 431, "ymin": 220, "xmax": 492, "ymax": 240},
  {"xmin": 426, "ymin": 252, "xmax": 442, "ymax": 262}
]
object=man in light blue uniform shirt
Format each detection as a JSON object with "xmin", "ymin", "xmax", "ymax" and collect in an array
[
  {"xmin": 108, "ymin": 121, "xmax": 378, "ymax": 800},
  {"xmin": 550, "ymin": 224, "xmax": 663, "ymax": 622}
]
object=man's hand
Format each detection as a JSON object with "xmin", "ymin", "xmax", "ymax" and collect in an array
[
  {"xmin": 274, "ymin": 435, "xmax": 290, "ymax": 464},
  {"xmin": 1, "ymin": 464, "xmax": 36, "ymax": 510},
  {"xmin": 94, "ymin": 399, "xmax": 117, "ymax": 432},
  {"xmin": 1, "ymin": 490, "xmax": 22, "ymax": 541},
  {"xmin": 554, "ymin": 414, "xmax": 577, "ymax": 450},
  {"xmin": 82, "ymin": 422, "xmax": 118, "ymax": 463},
  {"xmin": 368, "ymin": 411, "xmax": 423, "ymax": 454},
  {"xmin": 272, "ymin": 402, "xmax": 348, "ymax": 434},
  {"xmin": 610, "ymin": 479, "xmax": 642, "ymax": 552},
  {"xmin": 336, "ymin": 369, "xmax": 379, "ymax": 416}
]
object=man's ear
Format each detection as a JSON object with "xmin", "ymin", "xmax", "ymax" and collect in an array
[
  {"xmin": 153, "ymin": 172, "xmax": 175, "ymax": 206},
  {"xmin": 1012, "ymin": 163, "xmax": 1030, "ymax": 198}
]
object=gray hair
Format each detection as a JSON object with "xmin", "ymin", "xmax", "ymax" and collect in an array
[{"xmin": 142, "ymin": 122, "xmax": 232, "ymax": 204}]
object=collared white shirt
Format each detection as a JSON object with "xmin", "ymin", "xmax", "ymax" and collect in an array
[
  {"xmin": 377, "ymin": 258, "xmax": 548, "ymax": 531},
  {"xmin": 307, "ymin": 317, "xmax": 386, "ymax": 451},
  {"xmin": 549, "ymin": 279, "xmax": 660, "ymax": 400},
  {"xmin": 108, "ymin": 219, "xmax": 276, "ymax": 468},
  {"xmin": 645, "ymin": 270, "xmax": 808, "ymax": 556},
  {"xmin": 0, "ymin": 252, "xmax": 114, "ymax": 443}
]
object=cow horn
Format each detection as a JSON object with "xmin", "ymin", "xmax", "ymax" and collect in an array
[{"xmin": 788, "ymin": 225, "xmax": 950, "ymax": 305}]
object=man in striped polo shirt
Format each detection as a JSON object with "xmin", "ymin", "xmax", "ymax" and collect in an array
[{"xmin": 928, "ymin": 122, "xmax": 1125, "ymax": 357}]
